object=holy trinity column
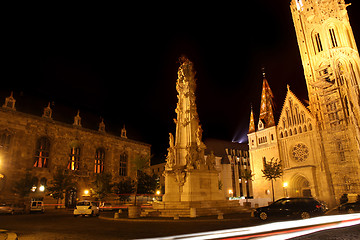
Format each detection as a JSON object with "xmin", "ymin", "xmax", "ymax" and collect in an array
[{"xmin": 163, "ymin": 56, "xmax": 223, "ymax": 202}]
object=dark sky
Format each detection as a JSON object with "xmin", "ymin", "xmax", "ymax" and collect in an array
[{"xmin": 3, "ymin": 1, "xmax": 360, "ymax": 163}]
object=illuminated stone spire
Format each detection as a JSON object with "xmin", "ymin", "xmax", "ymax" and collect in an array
[
  {"xmin": 249, "ymin": 105, "xmax": 256, "ymax": 133},
  {"xmin": 259, "ymin": 70, "xmax": 275, "ymax": 128},
  {"xmin": 163, "ymin": 56, "xmax": 224, "ymax": 203},
  {"xmin": 166, "ymin": 56, "xmax": 206, "ymax": 169}
]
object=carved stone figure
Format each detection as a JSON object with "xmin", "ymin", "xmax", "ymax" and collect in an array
[
  {"xmin": 169, "ymin": 133, "xmax": 174, "ymax": 148},
  {"xmin": 206, "ymin": 151, "xmax": 216, "ymax": 170}
]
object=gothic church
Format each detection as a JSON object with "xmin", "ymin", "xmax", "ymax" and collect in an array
[{"xmin": 248, "ymin": 0, "xmax": 360, "ymax": 207}]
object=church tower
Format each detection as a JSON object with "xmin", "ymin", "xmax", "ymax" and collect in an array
[
  {"xmin": 248, "ymin": 74, "xmax": 282, "ymax": 204},
  {"xmin": 290, "ymin": 0, "xmax": 360, "ymax": 202}
]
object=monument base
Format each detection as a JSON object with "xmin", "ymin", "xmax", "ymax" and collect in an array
[
  {"xmin": 162, "ymin": 168, "xmax": 225, "ymax": 202},
  {"xmin": 141, "ymin": 200, "xmax": 251, "ymax": 218}
]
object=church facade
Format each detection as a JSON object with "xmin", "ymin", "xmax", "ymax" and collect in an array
[{"xmin": 248, "ymin": 0, "xmax": 360, "ymax": 207}]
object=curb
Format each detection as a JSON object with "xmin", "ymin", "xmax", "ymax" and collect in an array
[
  {"xmin": 0, "ymin": 230, "xmax": 18, "ymax": 240},
  {"xmin": 98, "ymin": 214, "xmax": 253, "ymax": 223}
]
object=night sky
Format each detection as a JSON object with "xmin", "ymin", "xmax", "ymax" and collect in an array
[{"xmin": 3, "ymin": 1, "xmax": 360, "ymax": 163}]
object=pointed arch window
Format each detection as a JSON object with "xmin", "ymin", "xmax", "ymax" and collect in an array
[
  {"xmin": 119, "ymin": 152, "xmax": 128, "ymax": 176},
  {"xmin": 68, "ymin": 146, "xmax": 81, "ymax": 171},
  {"xmin": 34, "ymin": 137, "xmax": 50, "ymax": 168},
  {"xmin": 0, "ymin": 132, "xmax": 11, "ymax": 152},
  {"xmin": 313, "ymin": 32, "xmax": 323, "ymax": 53},
  {"xmin": 94, "ymin": 148, "xmax": 105, "ymax": 173},
  {"xmin": 329, "ymin": 28, "xmax": 338, "ymax": 48}
]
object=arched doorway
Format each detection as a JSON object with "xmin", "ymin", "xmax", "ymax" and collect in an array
[{"xmin": 290, "ymin": 175, "xmax": 312, "ymax": 197}]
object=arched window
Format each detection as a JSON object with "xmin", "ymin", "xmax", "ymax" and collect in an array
[
  {"xmin": 0, "ymin": 132, "xmax": 11, "ymax": 152},
  {"xmin": 309, "ymin": 123, "xmax": 313, "ymax": 131},
  {"xmin": 329, "ymin": 28, "xmax": 338, "ymax": 48},
  {"xmin": 313, "ymin": 32, "xmax": 323, "ymax": 53},
  {"xmin": 119, "ymin": 152, "xmax": 128, "ymax": 176},
  {"xmin": 94, "ymin": 148, "xmax": 105, "ymax": 173},
  {"xmin": 68, "ymin": 146, "xmax": 81, "ymax": 171},
  {"xmin": 34, "ymin": 137, "xmax": 50, "ymax": 168}
]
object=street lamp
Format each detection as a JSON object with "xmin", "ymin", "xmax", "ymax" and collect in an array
[
  {"xmin": 39, "ymin": 185, "xmax": 45, "ymax": 192},
  {"xmin": 283, "ymin": 182, "xmax": 288, "ymax": 197}
]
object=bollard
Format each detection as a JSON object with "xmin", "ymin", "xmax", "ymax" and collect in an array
[{"xmin": 114, "ymin": 212, "xmax": 120, "ymax": 219}]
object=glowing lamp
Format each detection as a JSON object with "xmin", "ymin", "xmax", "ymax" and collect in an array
[{"xmin": 39, "ymin": 185, "xmax": 45, "ymax": 192}]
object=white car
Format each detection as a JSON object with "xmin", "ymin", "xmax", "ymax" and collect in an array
[
  {"xmin": 74, "ymin": 201, "xmax": 99, "ymax": 217},
  {"xmin": 30, "ymin": 201, "xmax": 45, "ymax": 213}
]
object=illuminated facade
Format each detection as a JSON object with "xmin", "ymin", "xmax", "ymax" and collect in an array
[
  {"xmin": 0, "ymin": 94, "xmax": 150, "ymax": 205},
  {"xmin": 248, "ymin": 0, "xmax": 360, "ymax": 207}
]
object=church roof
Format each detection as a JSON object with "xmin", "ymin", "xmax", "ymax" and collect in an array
[
  {"xmin": 259, "ymin": 76, "xmax": 276, "ymax": 128},
  {"xmin": 249, "ymin": 106, "xmax": 256, "ymax": 133},
  {"xmin": 277, "ymin": 85, "xmax": 314, "ymax": 131}
]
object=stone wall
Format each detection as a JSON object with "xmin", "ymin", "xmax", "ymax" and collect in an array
[{"xmin": 0, "ymin": 107, "xmax": 150, "ymax": 204}]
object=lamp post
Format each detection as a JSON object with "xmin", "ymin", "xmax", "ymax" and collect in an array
[{"xmin": 283, "ymin": 182, "xmax": 288, "ymax": 197}]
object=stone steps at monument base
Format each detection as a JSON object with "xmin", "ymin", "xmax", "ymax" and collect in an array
[{"xmin": 141, "ymin": 202, "xmax": 251, "ymax": 218}]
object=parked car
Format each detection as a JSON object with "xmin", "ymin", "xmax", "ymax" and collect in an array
[
  {"xmin": 100, "ymin": 202, "xmax": 113, "ymax": 211},
  {"xmin": 74, "ymin": 201, "xmax": 99, "ymax": 217},
  {"xmin": 253, "ymin": 197, "xmax": 325, "ymax": 220},
  {"xmin": 338, "ymin": 200, "xmax": 360, "ymax": 213},
  {"xmin": 30, "ymin": 201, "xmax": 45, "ymax": 213},
  {"xmin": 0, "ymin": 203, "xmax": 25, "ymax": 215}
]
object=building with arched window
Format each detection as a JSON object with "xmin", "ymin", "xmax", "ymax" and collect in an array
[
  {"xmin": 0, "ymin": 95, "xmax": 150, "ymax": 205},
  {"xmin": 248, "ymin": 0, "xmax": 360, "ymax": 208}
]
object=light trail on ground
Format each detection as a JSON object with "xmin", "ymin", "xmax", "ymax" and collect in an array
[{"xmin": 138, "ymin": 213, "xmax": 360, "ymax": 240}]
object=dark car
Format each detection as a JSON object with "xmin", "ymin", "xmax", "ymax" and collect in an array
[
  {"xmin": 338, "ymin": 200, "xmax": 360, "ymax": 214},
  {"xmin": 0, "ymin": 203, "xmax": 26, "ymax": 215},
  {"xmin": 253, "ymin": 197, "xmax": 325, "ymax": 220}
]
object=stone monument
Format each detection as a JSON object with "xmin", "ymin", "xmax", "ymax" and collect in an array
[
  {"xmin": 163, "ymin": 56, "xmax": 224, "ymax": 202},
  {"xmin": 142, "ymin": 57, "xmax": 248, "ymax": 217}
]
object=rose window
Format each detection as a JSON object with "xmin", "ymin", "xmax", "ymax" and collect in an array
[{"xmin": 291, "ymin": 143, "xmax": 309, "ymax": 162}]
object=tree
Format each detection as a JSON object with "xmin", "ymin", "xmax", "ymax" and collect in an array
[
  {"xmin": 91, "ymin": 172, "xmax": 113, "ymax": 202},
  {"xmin": 239, "ymin": 169, "xmax": 254, "ymax": 201},
  {"xmin": 113, "ymin": 177, "xmax": 135, "ymax": 203},
  {"xmin": 261, "ymin": 158, "xmax": 283, "ymax": 202},
  {"xmin": 47, "ymin": 169, "xmax": 74, "ymax": 206},
  {"xmin": 137, "ymin": 171, "xmax": 157, "ymax": 195},
  {"xmin": 132, "ymin": 154, "xmax": 151, "ymax": 206},
  {"xmin": 13, "ymin": 172, "xmax": 34, "ymax": 199}
]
